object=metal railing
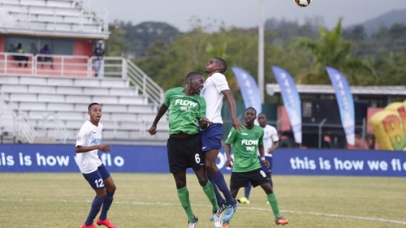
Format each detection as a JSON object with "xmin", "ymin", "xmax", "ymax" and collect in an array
[
  {"xmin": 15, "ymin": 110, "xmax": 37, "ymax": 143},
  {"xmin": 36, "ymin": 113, "xmax": 69, "ymax": 144},
  {"xmin": 0, "ymin": 52, "xmax": 91, "ymax": 77},
  {"xmin": 98, "ymin": 56, "xmax": 165, "ymax": 105},
  {"xmin": 0, "ymin": 94, "xmax": 37, "ymax": 143},
  {"xmin": 126, "ymin": 59, "xmax": 165, "ymax": 105}
]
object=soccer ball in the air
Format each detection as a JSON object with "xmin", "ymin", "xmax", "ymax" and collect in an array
[{"xmin": 294, "ymin": 0, "xmax": 312, "ymax": 7}]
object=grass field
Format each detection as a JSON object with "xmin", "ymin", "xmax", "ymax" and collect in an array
[{"xmin": 1, "ymin": 173, "xmax": 405, "ymax": 228}]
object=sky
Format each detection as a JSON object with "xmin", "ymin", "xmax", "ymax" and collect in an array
[{"xmin": 97, "ymin": 0, "xmax": 406, "ymax": 32}]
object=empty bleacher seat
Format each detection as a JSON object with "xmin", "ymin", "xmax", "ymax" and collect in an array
[
  {"xmin": 0, "ymin": 84, "xmax": 28, "ymax": 93},
  {"xmin": 47, "ymin": 77, "xmax": 74, "ymax": 86},
  {"xmin": 100, "ymin": 79, "xmax": 129, "ymax": 88},
  {"xmin": 119, "ymin": 96, "xmax": 147, "ymax": 105},
  {"xmin": 38, "ymin": 94, "xmax": 65, "ymax": 102},
  {"xmin": 111, "ymin": 113, "xmax": 137, "ymax": 121},
  {"xmin": 103, "ymin": 130, "xmax": 130, "ymax": 139},
  {"xmin": 94, "ymin": 95, "xmax": 119, "ymax": 104},
  {"xmin": 56, "ymin": 86, "xmax": 82, "ymax": 95},
  {"xmin": 55, "ymin": 111, "xmax": 85, "ymax": 120},
  {"xmin": 64, "ymin": 119, "xmax": 86, "ymax": 129},
  {"xmin": 19, "ymin": 76, "xmax": 48, "ymax": 85},
  {"xmin": 28, "ymin": 85, "xmax": 56, "ymax": 94},
  {"xmin": 128, "ymin": 104, "xmax": 156, "ymax": 113},
  {"xmin": 10, "ymin": 93, "xmax": 37, "ymax": 102},
  {"xmin": 65, "ymin": 94, "xmax": 92, "ymax": 103},
  {"xmin": 19, "ymin": 102, "xmax": 47, "ymax": 111},
  {"xmin": 118, "ymin": 121, "xmax": 144, "ymax": 130},
  {"xmin": 101, "ymin": 104, "xmax": 128, "ymax": 112},
  {"xmin": 47, "ymin": 103, "xmax": 75, "ymax": 112}
]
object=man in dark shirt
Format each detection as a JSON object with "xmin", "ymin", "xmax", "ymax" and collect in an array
[{"xmin": 93, "ymin": 41, "xmax": 105, "ymax": 77}]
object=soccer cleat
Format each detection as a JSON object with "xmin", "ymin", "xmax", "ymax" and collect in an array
[
  {"xmin": 210, "ymin": 207, "xmax": 224, "ymax": 228},
  {"xmin": 188, "ymin": 215, "xmax": 198, "ymax": 228},
  {"xmin": 237, "ymin": 197, "xmax": 250, "ymax": 204},
  {"xmin": 82, "ymin": 223, "xmax": 96, "ymax": 228},
  {"xmin": 210, "ymin": 204, "xmax": 225, "ymax": 221},
  {"xmin": 222, "ymin": 202, "xmax": 238, "ymax": 223},
  {"xmin": 275, "ymin": 216, "xmax": 289, "ymax": 225},
  {"xmin": 222, "ymin": 223, "xmax": 229, "ymax": 228},
  {"xmin": 96, "ymin": 218, "xmax": 116, "ymax": 228}
]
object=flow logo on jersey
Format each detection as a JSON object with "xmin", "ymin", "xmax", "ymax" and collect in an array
[
  {"xmin": 241, "ymin": 139, "xmax": 259, "ymax": 146},
  {"xmin": 175, "ymin": 99, "xmax": 197, "ymax": 107},
  {"xmin": 91, "ymin": 138, "xmax": 101, "ymax": 145},
  {"xmin": 175, "ymin": 99, "xmax": 198, "ymax": 112}
]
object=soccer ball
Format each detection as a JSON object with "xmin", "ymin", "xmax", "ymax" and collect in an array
[{"xmin": 294, "ymin": 0, "xmax": 312, "ymax": 7}]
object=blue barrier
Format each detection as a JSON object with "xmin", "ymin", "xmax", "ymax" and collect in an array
[
  {"xmin": 0, "ymin": 144, "xmax": 405, "ymax": 177},
  {"xmin": 272, "ymin": 149, "xmax": 406, "ymax": 177}
]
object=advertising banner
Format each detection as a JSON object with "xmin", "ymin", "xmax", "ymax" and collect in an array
[
  {"xmin": 272, "ymin": 149, "xmax": 406, "ymax": 177},
  {"xmin": 0, "ymin": 144, "xmax": 232, "ymax": 174},
  {"xmin": 326, "ymin": 66, "xmax": 355, "ymax": 145},
  {"xmin": 271, "ymin": 66, "xmax": 302, "ymax": 144},
  {"xmin": 2, "ymin": 145, "xmax": 405, "ymax": 177},
  {"xmin": 231, "ymin": 66, "xmax": 262, "ymax": 114}
]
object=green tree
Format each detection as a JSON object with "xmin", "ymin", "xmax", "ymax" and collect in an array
[
  {"xmin": 134, "ymin": 25, "xmax": 309, "ymax": 103},
  {"xmin": 292, "ymin": 18, "xmax": 376, "ymax": 85},
  {"xmin": 105, "ymin": 22, "xmax": 128, "ymax": 57},
  {"xmin": 120, "ymin": 21, "xmax": 181, "ymax": 58},
  {"xmin": 369, "ymin": 51, "xmax": 406, "ymax": 85}
]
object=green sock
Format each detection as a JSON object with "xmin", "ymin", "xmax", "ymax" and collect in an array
[
  {"xmin": 177, "ymin": 186, "xmax": 195, "ymax": 222},
  {"xmin": 202, "ymin": 181, "xmax": 219, "ymax": 213},
  {"xmin": 267, "ymin": 193, "xmax": 280, "ymax": 219}
]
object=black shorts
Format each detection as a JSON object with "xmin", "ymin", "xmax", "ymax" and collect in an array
[
  {"xmin": 230, "ymin": 168, "xmax": 269, "ymax": 190},
  {"xmin": 167, "ymin": 133, "xmax": 205, "ymax": 173}
]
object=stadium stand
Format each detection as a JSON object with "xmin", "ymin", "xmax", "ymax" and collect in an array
[
  {"xmin": 0, "ymin": 0, "xmax": 108, "ymax": 37},
  {"xmin": 0, "ymin": 0, "xmax": 168, "ymax": 145}
]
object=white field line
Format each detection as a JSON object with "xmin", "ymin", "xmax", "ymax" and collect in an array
[{"xmin": 1, "ymin": 198, "xmax": 406, "ymax": 225}]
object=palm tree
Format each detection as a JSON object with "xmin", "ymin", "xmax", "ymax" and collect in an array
[{"xmin": 292, "ymin": 18, "xmax": 376, "ymax": 85}]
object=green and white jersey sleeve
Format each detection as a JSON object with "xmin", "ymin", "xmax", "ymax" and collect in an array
[
  {"xmin": 225, "ymin": 125, "xmax": 264, "ymax": 172},
  {"xmin": 164, "ymin": 87, "xmax": 206, "ymax": 135}
]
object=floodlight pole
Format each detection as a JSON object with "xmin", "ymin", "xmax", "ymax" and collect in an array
[{"xmin": 258, "ymin": 0, "xmax": 265, "ymax": 103}]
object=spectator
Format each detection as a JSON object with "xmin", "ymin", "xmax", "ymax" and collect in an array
[
  {"xmin": 93, "ymin": 41, "xmax": 104, "ymax": 77},
  {"xmin": 14, "ymin": 43, "xmax": 29, "ymax": 67},
  {"xmin": 39, "ymin": 45, "xmax": 54, "ymax": 69}
]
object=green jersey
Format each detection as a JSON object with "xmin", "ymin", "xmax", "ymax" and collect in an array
[
  {"xmin": 164, "ymin": 87, "xmax": 206, "ymax": 135},
  {"xmin": 225, "ymin": 125, "xmax": 264, "ymax": 172}
]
